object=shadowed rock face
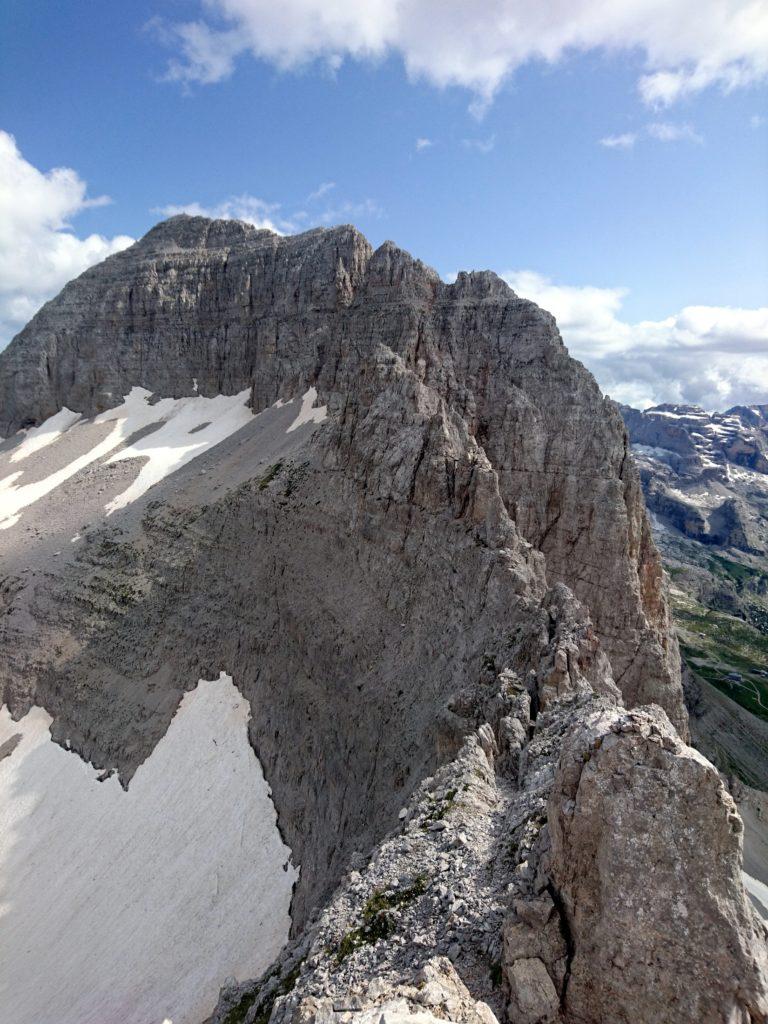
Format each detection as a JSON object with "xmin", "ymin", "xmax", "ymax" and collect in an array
[{"xmin": 0, "ymin": 216, "xmax": 684, "ymax": 737}]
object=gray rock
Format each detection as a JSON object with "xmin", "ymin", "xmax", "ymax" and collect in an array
[
  {"xmin": 505, "ymin": 958, "xmax": 559, "ymax": 1024},
  {"xmin": 548, "ymin": 703, "xmax": 768, "ymax": 1023}
]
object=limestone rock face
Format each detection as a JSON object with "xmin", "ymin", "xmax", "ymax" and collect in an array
[
  {"xmin": 548, "ymin": 704, "xmax": 768, "ymax": 1024},
  {"xmin": 0, "ymin": 216, "xmax": 684, "ymax": 734}
]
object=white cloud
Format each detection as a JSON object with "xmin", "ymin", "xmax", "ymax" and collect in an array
[
  {"xmin": 154, "ymin": 191, "xmax": 383, "ymax": 234},
  {"xmin": 462, "ymin": 135, "xmax": 496, "ymax": 154},
  {"xmin": 415, "ymin": 137, "xmax": 433, "ymax": 151},
  {"xmin": 307, "ymin": 180, "xmax": 335, "ymax": 201},
  {"xmin": 750, "ymin": 113, "xmax": 766, "ymax": 128},
  {"xmin": 153, "ymin": 1, "xmax": 768, "ymax": 111},
  {"xmin": 600, "ymin": 132, "xmax": 637, "ymax": 149},
  {"xmin": 309, "ymin": 182, "xmax": 335, "ymax": 201},
  {"xmin": 153, "ymin": 195, "xmax": 287, "ymax": 232},
  {"xmin": 0, "ymin": 132, "xmax": 134, "ymax": 350},
  {"xmin": 600, "ymin": 121, "xmax": 704, "ymax": 150},
  {"xmin": 503, "ymin": 269, "xmax": 768, "ymax": 410},
  {"xmin": 646, "ymin": 121, "xmax": 703, "ymax": 143},
  {"xmin": 315, "ymin": 197, "xmax": 383, "ymax": 224}
]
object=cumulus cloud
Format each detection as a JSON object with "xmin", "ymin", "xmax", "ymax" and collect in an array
[
  {"xmin": 152, "ymin": 0, "xmax": 768, "ymax": 111},
  {"xmin": 0, "ymin": 131, "xmax": 134, "ymax": 349},
  {"xmin": 415, "ymin": 137, "xmax": 433, "ymax": 151},
  {"xmin": 503, "ymin": 269, "xmax": 768, "ymax": 411}
]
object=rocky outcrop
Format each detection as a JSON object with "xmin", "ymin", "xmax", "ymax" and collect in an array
[
  {"xmin": 549, "ymin": 704, "xmax": 768, "ymax": 1023},
  {"xmin": 0, "ymin": 216, "xmax": 685, "ymax": 736}
]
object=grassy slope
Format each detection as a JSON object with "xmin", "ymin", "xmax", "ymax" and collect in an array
[{"xmin": 669, "ymin": 555, "xmax": 768, "ymax": 721}]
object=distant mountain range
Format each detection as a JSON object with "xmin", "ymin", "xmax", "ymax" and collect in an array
[{"xmin": 621, "ymin": 402, "xmax": 768, "ymax": 787}]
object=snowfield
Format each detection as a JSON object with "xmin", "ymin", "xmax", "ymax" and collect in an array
[
  {"xmin": 744, "ymin": 871, "xmax": 768, "ymax": 918},
  {"xmin": 286, "ymin": 387, "xmax": 327, "ymax": 433},
  {"xmin": 0, "ymin": 388, "xmax": 253, "ymax": 529},
  {"xmin": 104, "ymin": 389, "xmax": 253, "ymax": 513},
  {"xmin": 0, "ymin": 674, "xmax": 297, "ymax": 1024},
  {"xmin": 0, "ymin": 386, "xmax": 328, "ymax": 530}
]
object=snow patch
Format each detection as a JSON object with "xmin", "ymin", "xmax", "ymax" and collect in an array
[
  {"xmin": 9, "ymin": 408, "xmax": 82, "ymax": 463},
  {"xmin": 286, "ymin": 387, "xmax": 327, "ymax": 433},
  {"xmin": 744, "ymin": 871, "xmax": 768, "ymax": 918},
  {"xmin": 0, "ymin": 673, "xmax": 296, "ymax": 1024},
  {"xmin": 105, "ymin": 389, "xmax": 252, "ymax": 514},
  {"xmin": 632, "ymin": 443, "xmax": 675, "ymax": 463},
  {"xmin": 0, "ymin": 388, "xmax": 253, "ymax": 529}
]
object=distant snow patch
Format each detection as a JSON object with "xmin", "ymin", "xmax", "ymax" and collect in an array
[
  {"xmin": 287, "ymin": 387, "xmax": 327, "ymax": 433},
  {"xmin": 0, "ymin": 673, "xmax": 296, "ymax": 1024},
  {"xmin": 632, "ymin": 443, "xmax": 675, "ymax": 464}
]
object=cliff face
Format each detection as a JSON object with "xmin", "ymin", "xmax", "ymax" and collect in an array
[
  {"xmin": 0, "ymin": 215, "xmax": 684, "ymax": 735},
  {"xmin": 0, "ymin": 217, "xmax": 762, "ymax": 1024}
]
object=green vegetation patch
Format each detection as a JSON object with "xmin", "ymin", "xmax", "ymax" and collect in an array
[
  {"xmin": 258, "ymin": 462, "xmax": 283, "ymax": 490},
  {"xmin": 707, "ymin": 554, "xmax": 766, "ymax": 588},
  {"xmin": 335, "ymin": 874, "xmax": 429, "ymax": 965},
  {"xmin": 422, "ymin": 788, "xmax": 457, "ymax": 826},
  {"xmin": 223, "ymin": 961, "xmax": 302, "ymax": 1024},
  {"xmin": 223, "ymin": 989, "xmax": 260, "ymax": 1024},
  {"xmin": 672, "ymin": 591, "xmax": 768, "ymax": 721}
]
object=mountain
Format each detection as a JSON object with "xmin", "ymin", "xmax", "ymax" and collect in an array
[
  {"xmin": 0, "ymin": 217, "xmax": 765, "ymax": 1024},
  {"xmin": 621, "ymin": 402, "xmax": 768, "ymax": 789}
]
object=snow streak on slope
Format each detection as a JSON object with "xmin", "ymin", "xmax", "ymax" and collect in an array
[
  {"xmin": 0, "ymin": 388, "xmax": 253, "ymax": 529},
  {"xmin": 744, "ymin": 871, "xmax": 768, "ymax": 918},
  {"xmin": 8, "ymin": 408, "xmax": 82, "ymax": 463},
  {"xmin": 104, "ymin": 390, "xmax": 253, "ymax": 513},
  {"xmin": 286, "ymin": 387, "xmax": 327, "ymax": 433},
  {"xmin": 0, "ymin": 674, "xmax": 297, "ymax": 1024}
]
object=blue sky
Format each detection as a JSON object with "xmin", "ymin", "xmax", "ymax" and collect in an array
[{"xmin": 1, "ymin": 0, "xmax": 767, "ymax": 408}]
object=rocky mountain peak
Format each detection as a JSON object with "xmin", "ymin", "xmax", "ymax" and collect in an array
[
  {"xmin": 1, "ymin": 217, "xmax": 764, "ymax": 1024},
  {"xmin": 136, "ymin": 213, "xmax": 269, "ymax": 252},
  {"xmin": 448, "ymin": 269, "xmax": 514, "ymax": 301}
]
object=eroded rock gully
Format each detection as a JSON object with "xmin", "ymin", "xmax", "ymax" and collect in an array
[{"xmin": 0, "ymin": 217, "xmax": 764, "ymax": 1023}]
